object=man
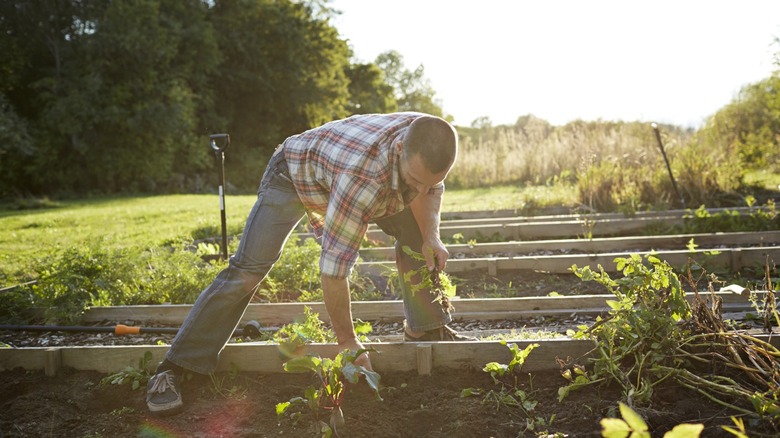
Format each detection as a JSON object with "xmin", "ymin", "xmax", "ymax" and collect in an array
[{"xmin": 146, "ymin": 112, "xmax": 473, "ymax": 416}]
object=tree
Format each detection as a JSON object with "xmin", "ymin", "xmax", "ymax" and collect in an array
[
  {"xmin": 0, "ymin": 0, "xmax": 221, "ymax": 194},
  {"xmin": 698, "ymin": 74, "xmax": 780, "ymax": 170},
  {"xmin": 344, "ymin": 62, "xmax": 397, "ymax": 115},
  {"xmin": 374, "ymin": 50, "xmax": 445, "ymax": 118},
  {"xmin": 208, "ymin": 0, "xmax": 351, "ymax": 190},
  {"xmin": 0, "ymin": 94, "xmax": 34, "ymax": 197}
]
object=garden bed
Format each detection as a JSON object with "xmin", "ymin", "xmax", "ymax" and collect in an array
[{"xmin": 0, "ymin": 365, "xmax": 771, "ymax": 437}]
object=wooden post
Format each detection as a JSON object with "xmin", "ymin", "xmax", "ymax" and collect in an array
[
  {"xmin": 44, "ymin": 348, "xmax": 61, "ymax": 377},
  {"xmin": 416, "ymin": 344, "xmax": 432, "ymax": 375}
]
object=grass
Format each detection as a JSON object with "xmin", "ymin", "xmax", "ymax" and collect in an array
[
  {"xmin": 442, "ymin": 183, "xmax": 576, "ymax": 213},
  {"xmin": 0, "ymin": 184, "xmax": 570, "ymax": 287},
  {"xmin": 0, "ymin": 195, "xmax": 255, "ymax": 284},
  {"xmin": 1, "ymin": 171, "xmax": 775, "ymax": 290}
]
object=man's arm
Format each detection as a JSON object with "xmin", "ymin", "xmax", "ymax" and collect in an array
[
  {"xmin": 321, "ymin": 274, "xmax": 372, "ymax": 370},
  {"xmin": 409, "ymin": 186, "xmax": 448, "ymax": 271}
]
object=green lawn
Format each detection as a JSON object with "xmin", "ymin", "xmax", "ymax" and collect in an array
[{"xmin": 1, "ymin": 184, "xmax": 572, "ymax": 286}]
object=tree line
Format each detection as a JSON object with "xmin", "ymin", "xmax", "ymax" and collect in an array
[
  {"xmin": 2, "ymin": 1, "xmax": 777, "ymax": 205},
  {"xmin": 0, "ymin": 0, "xmax": 444, "ymax": 197}
]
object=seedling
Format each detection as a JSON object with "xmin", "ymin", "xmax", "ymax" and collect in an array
[
  {"xmin": 276, "ymin": 348, "xmax": 382, "ymax": 437},
  {"xmin": 600, "ymin": 402, "xmax": 703, "ymax": 438},
  {"xmin": 209, "ymin": 362, "xmax": 247, "ymax": 400},
  {"xmin": 100, "ymin": 350, "xmax": 153, "ymax": 390},
  {"xmin": 461, "ymin": 341, "xmax": 550, "ymax": 434}
]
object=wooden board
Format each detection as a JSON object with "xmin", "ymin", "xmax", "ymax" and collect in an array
[
  {"xmin": 360, "ymin": 231, "xmax": 780, "ymax": 260},
  {"xmin": 0, "ymin": 340, "xmax": 595, "ymax": 375},
  {"xmin": 358, "ymin": 247, "xmax": 780, "ymax": 276},
  {"xmin": 83, "ymin": 291, "xmax": 764, "ymax": 326}
]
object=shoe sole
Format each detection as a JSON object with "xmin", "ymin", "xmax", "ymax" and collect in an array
[{"xmin": 147, "ymin": 399, "xmax": 184, "ymax": 416}]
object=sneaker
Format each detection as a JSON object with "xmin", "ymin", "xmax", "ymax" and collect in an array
[
  {"xmin": 146, "ymin": 370, "xmax": 183, "ymax": 415},
  {"xmin": 404, "ymin": 324, "xmax": 477, "ymax": 342}
]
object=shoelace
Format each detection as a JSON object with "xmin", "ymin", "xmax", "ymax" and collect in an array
[{"xmin": 148, "ymin": 371, "xmax": 179, "ymax": 396}]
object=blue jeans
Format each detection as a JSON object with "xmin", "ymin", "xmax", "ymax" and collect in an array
[{"xmin": 166, "ymin": 148, "xmax": 451, "ymax": 374}]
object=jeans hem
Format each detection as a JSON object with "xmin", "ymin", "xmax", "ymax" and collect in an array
[{"xmin": 405, "ymin": 314, "xmax": 453, "ymax": 333}]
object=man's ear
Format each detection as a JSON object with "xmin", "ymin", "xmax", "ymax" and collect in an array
[{"xmin": 395, "ymin": 141, "xmax": 403, "ymax": 155}]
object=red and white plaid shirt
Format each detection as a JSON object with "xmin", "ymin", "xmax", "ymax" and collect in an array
[{"xmin": 282, "ymin": 112, "xmax": 445, "ymax": 278}]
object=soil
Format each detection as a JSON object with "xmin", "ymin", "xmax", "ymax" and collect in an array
[
  {"xmin": 2, "ymin": 271, "xmax": 776, "ymax": 437},
  {"xmin": 2, "ymin": 364, "xmax": 773, "ymax": 438}
]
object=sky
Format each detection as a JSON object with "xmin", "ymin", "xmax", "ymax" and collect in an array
[{"xmin": 330, "ymin": 0, "xmax": 780, "ymax": 128}]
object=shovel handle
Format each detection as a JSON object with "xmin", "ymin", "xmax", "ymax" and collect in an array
[{"xmin": 210, "ymin": 133, "xmax": 230, "ymax": 153}]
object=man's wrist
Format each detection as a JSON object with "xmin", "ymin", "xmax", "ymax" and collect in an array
[{"xmin": 337, "ymin": 335, "xmax": 358, "ymax": 345}]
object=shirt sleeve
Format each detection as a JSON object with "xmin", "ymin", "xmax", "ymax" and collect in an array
[
  {"xmin": 429, "ymin": 182, "xmax": 445, "ymax": 196},
  {"xmin": 319, "ymin": 173, "xmax": 382, "ymax": 278}
]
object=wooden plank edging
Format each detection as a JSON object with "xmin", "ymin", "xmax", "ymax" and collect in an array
[
  {"xmin": 83, "ymin": 291, "xmax": 765, "ymax": 325},
  {"xmin": 358, "ymin": 247, "xmax": 780, "ymax": 275},
  {"xmin": 359, "ymin": 231, "xmax": 780, "ymax": 260},
  {"xmin": 0, "ymin": 339, "xmax": 594, "ymax": 375}
]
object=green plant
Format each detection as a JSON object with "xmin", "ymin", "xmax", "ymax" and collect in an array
[
  {"xmin": 209, "ymin": 362, "xmax": 248, "ymax": 400},
  {"xmin": 563, "ymin": 255, "xmax": 780, "ymax": 430},
  {"xmin": 274, "ymin": 306, "xmax": 373, "ymax": 359},
  {"xmin": 600, "ymin": 401, "xmax": 703, "ymax": 438},
  {"xmin": 461, "ymin": 341, "xmax": 551, "ymax": 434},
  {"xmin": 260, "ymin": 237, "xmax": 324, "ymax": 302},
  {"xmin": 721, "ymin": 416, "xmax": 750, "ymax": 438},
  {"xmin": 401, "ymin": 246, "xmax": 456, "ymax": 311},
  {"xmin": 100, "ymin": 351, "xmax": 153, "ymax": 391},
  {"xmin": 681, "ymin": 200, "xmax": 779, "ymax": 234},
  {"xmin": 561, "ymin": 254, "xmax": 691, "ymax": 405},
  {"xmin": 276, "ymin": 349, "xmax": 382, "ymax": 437}
]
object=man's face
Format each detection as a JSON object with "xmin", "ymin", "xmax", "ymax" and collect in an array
[{"xmin": 398, "ymin": 150, "xmax": 451, "ymax": 200}]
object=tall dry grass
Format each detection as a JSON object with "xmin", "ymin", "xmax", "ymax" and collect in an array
[{"xmin": 449, "ymin": 116, "xmax": 744, "ymax": 211}]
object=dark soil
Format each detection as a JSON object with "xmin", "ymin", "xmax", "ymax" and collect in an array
[
  {"xmin": 1, "ymin": 364, "xmax": 772, "ymax": 438},
  {"xmin": 1, "ymin": 270, "xmax": 775, "ymax": 437}
]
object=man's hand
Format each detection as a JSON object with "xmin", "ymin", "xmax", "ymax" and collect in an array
[
  {"xmin": 338, "ymin": 337, "xmax": 373, "ymax": 372},
  {"xmin": 421, "ymin": 237, "xmax": 449, "ymax": 272}
]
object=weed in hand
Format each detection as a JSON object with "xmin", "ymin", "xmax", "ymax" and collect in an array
[{"xmin": 401, "ymin": 246, "xmax": 456, "ymax": 312}]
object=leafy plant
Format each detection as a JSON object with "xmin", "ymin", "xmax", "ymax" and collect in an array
[
  {"xmin": 681, "ymin": 200, "xmax": 778, "ymax": 234},
  {"xmin": 400, "ymin": 246, "xmax": 456, "ymax": 311},
  {"xmin": 100, "ymin": 351, "xmax": 153, "ymax": 391},
  {"xmin": 274, "ymin": 306, "xmax": 337, "ymax": 345},
  {"xmin": 562, "ymin": 254, "xmax": 691, "ymax": 404},
  {"xmin": 276, "ymin": 349, "xmax": 382, "ymax": 437},
  {"xmin": 563, "ymin": 254, "xmax": 780, "ymax": 431},
  {"xmin": 461, "ymin": 341, "xmax": 550, "ymax": 434},
  {"xmin": 601, "ymin": 402, "xmax": 703, "ymax": 438},
  {"xmin": 259, "ymin": 237, "xmax": 324, "ymax": 302},
  {"xmin": 274, "ymin": 306, "xmax": 373, "ymax": 361}
]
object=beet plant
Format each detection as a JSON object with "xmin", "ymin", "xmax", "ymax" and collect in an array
[
  {"xmin": 461, "ymin": 341, "xmax": 552, "ymax": 434},
  {"xmin": 276, "ymin": 348, "xmax": 382, "ymax": 437}
]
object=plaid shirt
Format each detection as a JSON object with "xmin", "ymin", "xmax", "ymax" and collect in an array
[{"xmin": 282, "ymin": 112, "xmax": 445, "ymax": 278}]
